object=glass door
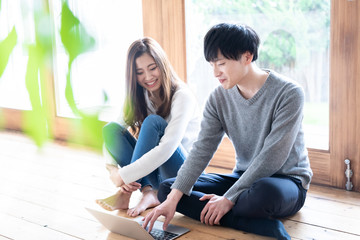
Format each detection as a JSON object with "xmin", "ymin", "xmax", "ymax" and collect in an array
[
  {"xmin": 185, "ymin": 0, "xmax": 330, "ymax": 150},
  {"xmin": 0, "ymin": 0, "xmax": 143, "ymax": 148}
]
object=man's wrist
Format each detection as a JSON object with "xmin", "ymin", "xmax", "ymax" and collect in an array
[{"xmin": 167, "ymin": 189, "xmax": 183, "ymax": 203}]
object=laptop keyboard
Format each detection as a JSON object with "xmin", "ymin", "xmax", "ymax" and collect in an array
[{"xmin": 149, "ymin": 228, "xmax": 179, "ymax": 240}]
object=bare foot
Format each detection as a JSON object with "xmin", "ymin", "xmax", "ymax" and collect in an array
[
  {"xmin": 127, "ymin": 188, "xmax": 160, "ymax": 217},
  {"xmin": 96, "ymin": 190, "xmax": 131, "ymax": 211}
]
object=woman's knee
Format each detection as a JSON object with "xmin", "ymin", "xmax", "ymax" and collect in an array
[
  {"xmin": 157, "ymin": 178, "xmax": 175, "ymax": 202},
  {"xmin": 142, "ymin": 115, "xmax": 167, "ymax": 130},
  {"xmin": 102, "ymin": 122, "xmax": 124, "ymax": 140}
]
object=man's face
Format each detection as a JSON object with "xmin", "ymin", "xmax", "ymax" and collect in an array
[{"xmin": 210, "ymin": 51, "xmax": 251, "ymax": 89}]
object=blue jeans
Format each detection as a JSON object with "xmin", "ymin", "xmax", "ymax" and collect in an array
[
  {"xmin": 102, "ymin": 114, "xmax": 186, "ymax": 190},
  {"xmin": 158, "ymin": 173, "xmax": 307, "ymax": 240}
]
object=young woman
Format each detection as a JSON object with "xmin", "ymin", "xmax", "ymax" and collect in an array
[{"xmin": 96, "ymin": 37, "xmax": 201, "ymax": 217}]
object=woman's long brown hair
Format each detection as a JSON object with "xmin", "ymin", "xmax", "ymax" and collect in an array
[{"xmin": 123, "ymin": 37, "xmax": 179, "ymax": 137}]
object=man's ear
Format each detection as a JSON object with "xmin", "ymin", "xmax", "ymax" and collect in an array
[{"xmin": 244, "ymin": 51, "xmax": 253, "ymax": 64}]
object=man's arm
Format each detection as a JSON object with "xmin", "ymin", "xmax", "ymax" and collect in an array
[
  {"xmin": 170, "ymin": 90, "xmax": 225, "ymax": 195},
  {"xmin": 143, "ymin": 89, "xmax": 225, "ymax": 230}
]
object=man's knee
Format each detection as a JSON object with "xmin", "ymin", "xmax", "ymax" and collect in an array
[
  {"xmin": 157, "ymin": 178, "xmax": 175, "ymax": 202},
  {"xmin": 234, "ymin": 178, "xmax": 287, "ymax": 217}
]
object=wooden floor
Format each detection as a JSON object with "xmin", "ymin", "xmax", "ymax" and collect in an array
[{"xmin": 0, "ymin": 131, "xmax": 360, "ymax": 240}]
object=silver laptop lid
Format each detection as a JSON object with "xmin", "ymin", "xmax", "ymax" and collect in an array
[{"xmin": 85, "ymin": 207, "xmax": 189, "ymax": 240}]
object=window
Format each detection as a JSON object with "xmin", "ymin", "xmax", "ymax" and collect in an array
[
  {"xmin": 0, "ymin": 0, "xmax": 143, "ymax": 121},
  {"xmin": 185, "ymin": 0, "xmax": 330, "ymax": 150},
  {"xmin": 0, "ymin": 0, "xmax": 34, "ymax": 110},
  {"xmin": 51, "ymin": 0, "xmax": 143, "ymax": 121}
]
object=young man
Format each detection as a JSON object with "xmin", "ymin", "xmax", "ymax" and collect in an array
[{"xmin": 143, "ymin": 23, "xmax": 313, "ymax": 240}]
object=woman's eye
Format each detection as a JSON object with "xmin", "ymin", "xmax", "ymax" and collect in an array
[
  {"xmin": 150, "ymin": 66, "xmax": 157, "ymax": 71},
  {"xmin": 136, "ymin": 72, "xmax": 143, "ymax": 75}
]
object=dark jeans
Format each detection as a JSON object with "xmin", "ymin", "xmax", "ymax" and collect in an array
[{"xmin": 158, "ymin": 173, "xmax": 307, "ymax": 240}]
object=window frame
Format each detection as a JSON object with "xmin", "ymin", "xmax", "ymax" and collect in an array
[{"xmin": 1, "ymin": 0, "xmax": 359, "ymax": 191}]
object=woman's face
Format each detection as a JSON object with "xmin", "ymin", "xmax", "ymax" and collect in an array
[{"xmin": 135, "ymin": 53, "xmax": 162, "ymax": 95}]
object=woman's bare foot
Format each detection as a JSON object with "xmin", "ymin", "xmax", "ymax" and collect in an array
[
  {"xmin": 96, "ymin": 190, "xmax": 131, "ymax": 211},
  {"xmin": 127, "ymin": 187, "xmax": 160, "ymax": 217}
]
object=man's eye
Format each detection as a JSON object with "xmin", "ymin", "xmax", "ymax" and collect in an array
[
  {"xmin": 218, "ymin": 62, "xmax": 225, "ymax": 66},
  {"xmin": 136, "ymin": 72, "xmax": 143, "ymax": 75}
]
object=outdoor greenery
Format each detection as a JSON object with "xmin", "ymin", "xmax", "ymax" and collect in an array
[
  {"xmin": 188, "ymin": 0, "xmax": 330, "ymax": 127},
  {"xmin": 0, "ymin": 0, "xmax": 104, "ymax": 150}
]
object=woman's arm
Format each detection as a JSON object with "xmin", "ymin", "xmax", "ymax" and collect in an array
[{"xmin": 118, "ymin": 87, "xmax": 200, "ymax": 184}]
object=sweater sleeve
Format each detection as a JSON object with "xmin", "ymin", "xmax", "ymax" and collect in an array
[
  {"xmin": 118, "ymin": 87, "xmax": 198, "ymax": 184},
  {"xmin": 224, "ymin": 87, "xmax": 305, "ymax": 202},
  {"xmin": 171, "ymin": 91, "xmax": 225, "ymax": 195}
]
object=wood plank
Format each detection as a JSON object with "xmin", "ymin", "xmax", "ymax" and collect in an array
[
  {"xmin": 288, "ymin": 197, "xmax": 360, "ymax": 236},
  {"xmin": 0, "ymin": 212, "xmax": 81, "ymax": 240},
  {"xmin": 308, "ymin": 184, "xmax": 360, "ymax": 206},
  {"xmin": 282, "ymin": 219, "xmax": 360, "ymax": 240},
  {"xmin": 308, "ymin": 150, "xmax": 331, "ymax": 185},
  {"xmin": 0, "ymin": 193, "xmax": 112, "ymax": 240},
  {"xmin": 1, "ymin": 131, "xmax": 360, "ymax": 240},
  {"xmin": 0, "ymin": 236, "xmax": 13, "ymax": 240}
]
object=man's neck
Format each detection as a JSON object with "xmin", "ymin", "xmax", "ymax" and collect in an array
[{"xmin": 236, "ymin": 64, "xmax": 269, "ymax": 100}]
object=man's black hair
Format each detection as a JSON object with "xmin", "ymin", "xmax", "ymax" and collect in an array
[{"xmin": 204, "ymin": 23, "xmax": 260, "ymax": 62}]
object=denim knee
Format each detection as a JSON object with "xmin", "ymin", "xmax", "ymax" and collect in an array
[
  {"xmin": 157, "ymin": 178, "xmax": 175, "ymax": 203},
  {"xmin": 142, "ymin": 115, "xmax": 167, "ymax": 131},
  {"xmin": 234, "ymin": 177, "xmax": 289, "ymax": 218},
  {"xmin": 102, "ymin": 122, "xmax": 123, "ymax": 141}
]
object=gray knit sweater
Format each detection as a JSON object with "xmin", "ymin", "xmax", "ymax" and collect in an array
[{"xmin": 172, "ymin": 70, "xmax": 313, "ymax": 203}]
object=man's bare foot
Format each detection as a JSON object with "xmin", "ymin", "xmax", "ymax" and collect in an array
[
  {"xmin": 127, "ymin": 188, "xmax": 160, "ymax": 217},
  {"xmin": 96, "ymin": 191, "xmax": 131, "ymax": 211}
]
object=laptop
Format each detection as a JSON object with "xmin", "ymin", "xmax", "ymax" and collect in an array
[{"xmin": 86, "ymin": 207, "xmax": 189, "ymax": 240}]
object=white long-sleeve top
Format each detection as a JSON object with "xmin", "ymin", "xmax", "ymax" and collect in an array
[{"xmin": 104, "ymin": 81, "xmax": 201, "ymax": 184}]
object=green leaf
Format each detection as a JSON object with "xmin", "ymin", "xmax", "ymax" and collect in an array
[
  {"xmin": 59, "ymin": 1, "xmax": 103, "ymax": 151},
  {"xmin": 60, "ymin": 2, "xmax": 95, "ymax": 64},
  {"xmin": 65, "ymin": 68, "xmax": 81, "ymax": 116},
  {"xmin": 60, "ymin": 1, "xmax": 95, "ymax": 117},
  {"xmin": 0, "ymin": 27, "xmax": 17, "ymax": 78},
  {"xmin": 103, "ymin": 90, "xmax": 108, "ymax": 103},
  {"xmin": 81, "ymin": 114, "xmax": 104, "ymax": 151},
  {"xmin": 24, "ymin": 45, "xmax": 49, "ymax": 147}
]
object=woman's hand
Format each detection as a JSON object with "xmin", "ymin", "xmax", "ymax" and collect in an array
[
  {"xmin": 200, "ymin": 194, "xmax": 234, "ymax": 226},
  {"xmin": 120, "ymin": 182, "xmax": 141, "ymax": 193}
]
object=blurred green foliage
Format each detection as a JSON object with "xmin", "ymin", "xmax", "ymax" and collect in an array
[
  {"xmin": 0, "ymin": 27, "xmax": 17, "ymax": 79},
  {"xmin": 0, "ymin": 1, "xmax": 17, "ymax": 131},
  {"xmin": 23, "ymin": 3, "xmax": 54, "ymax": 147},
  {"xmin": 259, "ymin": 29, "xmax": 296, "ymax": 69},
  {"xmin": 60, "ymin": 2, "xmax": 95, "ymax": 116},
  {"xmin": 59, "ymin": 2, "xmax": 103, "ymax": 151},
  {"xmin": 192, "ymin": 0, "xmax": 330, "ymax": 71},
  {"xmin": 0, "ymin": 0, "xmax": 104, "ymax": 151},
  {"xmin": 191, "ymin": 0, "xmax": 330, "ymax": 127}
]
